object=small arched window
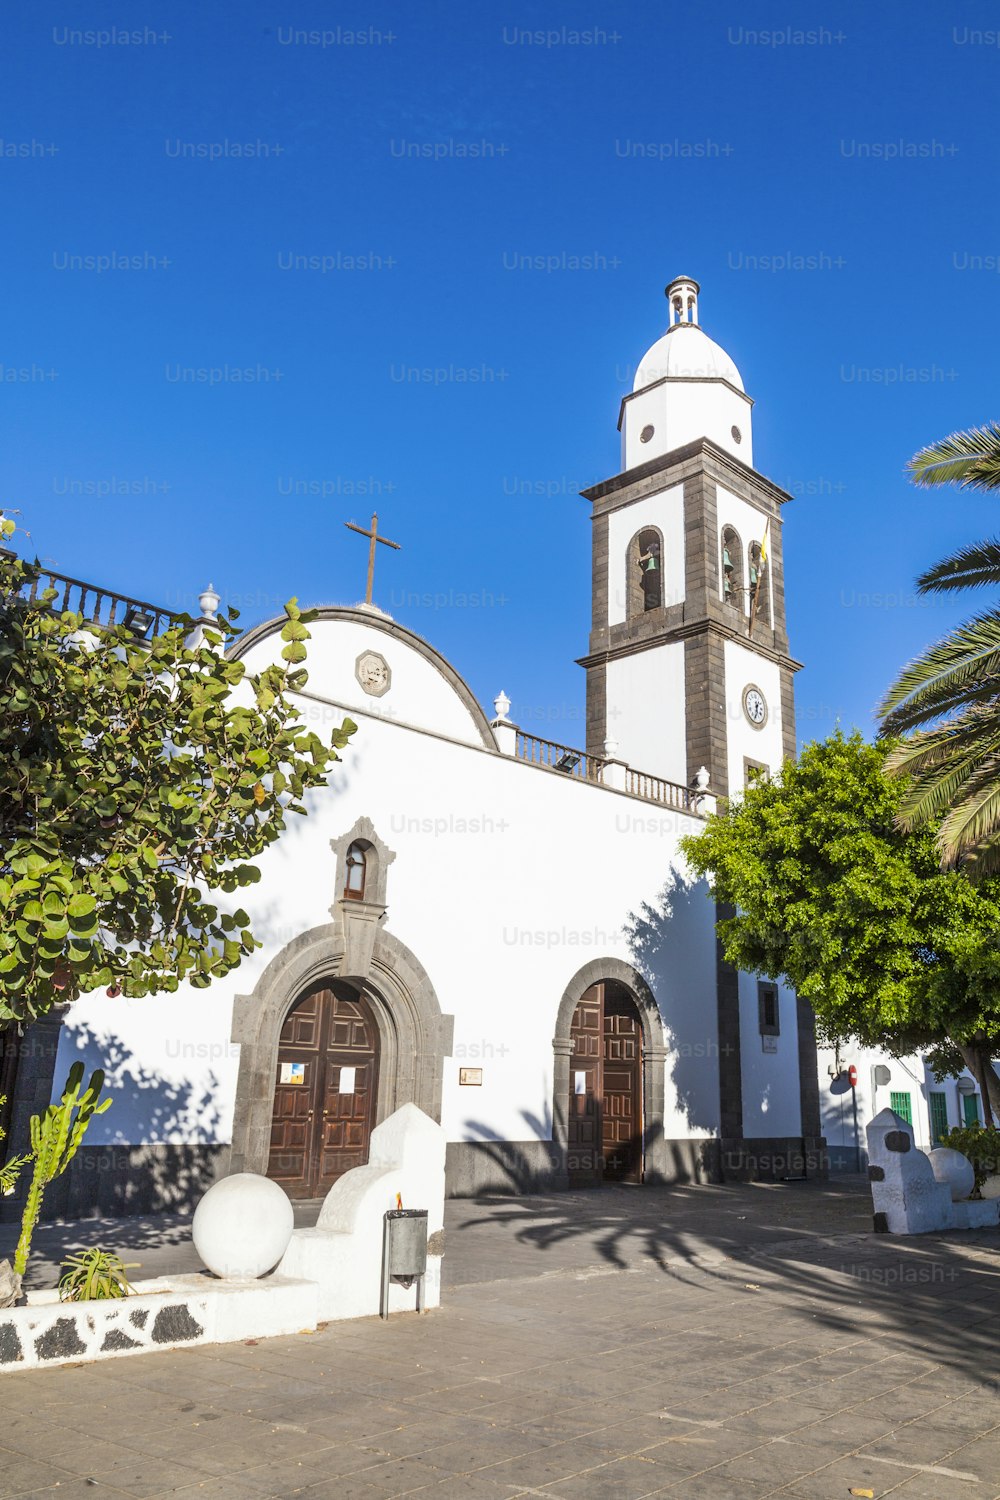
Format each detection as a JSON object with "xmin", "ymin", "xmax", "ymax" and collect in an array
[
  {"xmin": 626, "ymin": 527, "xmax": 664, "ymax": 617},
  {"xmin": 344, "ymin": 841, "xmax": 368, "ymax": 900},
  {"xmin": 721, "ymin": 526, "xmax": 744, "ymax": 611},
  {"xmin": 748, "ymin": 540, "xmax": 771, "ymax": 627}
]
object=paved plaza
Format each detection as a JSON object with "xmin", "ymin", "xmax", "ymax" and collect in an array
[{"xmin": 3, "ymin": 1177, "xmax": 1000, "ymax": 1499}]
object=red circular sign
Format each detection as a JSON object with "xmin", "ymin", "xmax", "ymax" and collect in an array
[{"xmin": 847, "ymin": 1065, "xmax": 858, "ymax": 1088}]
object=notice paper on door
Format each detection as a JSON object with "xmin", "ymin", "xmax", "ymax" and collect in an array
[
  {"xmin": 339, "ymin": 1066, "xmax": 357, "ymax": 1093},
  {"xmin": 574, "ymin": 1070, "xmax": 587, "ymax": 1095},
  {"xmin": 280, "ymin": 1062, "xmax": 305, "ymax": 1085}
]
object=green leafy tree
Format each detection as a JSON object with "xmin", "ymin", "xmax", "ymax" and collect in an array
[
  {"xmin": 680, "ymin": 732, "xmax": 1000, "ymax": 1123},
  {"xmin": 879, "ymin": 422, "xmax": 1000, "ymax": 874},
  {"xmin": 0, "ymin": 524, "xmax": 355, "ymax": 1025}
]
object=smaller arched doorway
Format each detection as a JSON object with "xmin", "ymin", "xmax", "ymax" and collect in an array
[
  {"xmin": 267, "ymin": 980, "xmax": 380, "ymax": 1198},
  {"xmin": 567, "ymin": 981, "xmax": 644, "ymax": 1186}
]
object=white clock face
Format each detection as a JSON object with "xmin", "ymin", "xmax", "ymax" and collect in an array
[{"xmin": 743, "ymin": 686, "xmax": 767, "ymax": 727}]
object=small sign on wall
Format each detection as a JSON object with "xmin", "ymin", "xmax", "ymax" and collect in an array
[
  {"xmin": 459, "ymin": 1068, "xmax": 483, "ymax": 1086},
  {"xmin": 761, "ymin": 1035, "xmax": 778, "ymax": 1055},
  {"xmin": 339, "ymin": 1066, "xmax": 357, "ymax": 1094},
  {"xmin": 574, "ymin": 1071, "xmax": 587, "ymax": 1095},
  {"xmin": 280, "ymin": 1062, "xmax": 305, "ymax": 1085}
]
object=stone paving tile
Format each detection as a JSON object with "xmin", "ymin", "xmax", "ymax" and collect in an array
[
  {"xmin": 775, "ymin": 1453, "xmax": 923, "ymax": 1496},
  {"xmin": 544, "ymin": 1454, "xmax": 675, "ymax": 1497},
  {"xmin": 654, "ymin": 1476, "xmax": 778, "ymax": 1498},
  {"xmin": 0, "ymin": 1451, "xmax": 79, "ymax": 1499}
]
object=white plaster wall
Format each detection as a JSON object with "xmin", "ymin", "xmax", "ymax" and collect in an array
[
  {"xmin": 605, "ymin": 643, "xmax": 687, "ymax": 785},
  {"xmin": 723, "ymin": 639, "xmax": 784, "ymax": 794},
  {"xmin": 57, "ymin": 613, "xmax": 722, "ymax": 1152},
  {"xmin": 716, "ymin": 485, "xmax": 772, "ymax": 619},
  {"xmin": 739, "ymin": 975, "xmax": 801, "ymax": 1142},
  {"xmin": 606, "ymin": 485, "xmax": 685, "ymax": 627},
  {"xmin": 621, "ymin": 383, "xmax": 752, "ymax": 472}
]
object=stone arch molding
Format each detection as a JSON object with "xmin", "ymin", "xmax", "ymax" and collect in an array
[
  {"xmin": 228, "ymin": 922, "xmax": 453, "ymax": 1179},
  {"xmin": 552, "ymin": 957, "xmax": 669, "ymax": 1185}
]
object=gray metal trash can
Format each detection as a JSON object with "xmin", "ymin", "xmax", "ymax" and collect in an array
[{"xmin": 380, "ymin": 1209, "xmax": 428, "ymax": 1318}]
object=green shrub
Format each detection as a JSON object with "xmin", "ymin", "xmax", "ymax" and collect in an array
[
  {"xmin": 941, "ymin": 1125, "xmax": 1000, "ymax": 1193},
  {"xmin": 58, "ymin": 1247, "xmax": 138, "ymax": 1302}
]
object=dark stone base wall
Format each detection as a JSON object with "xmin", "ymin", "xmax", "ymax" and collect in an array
[
  {"xmin": 0, "ymin": 1144, "xmax": 230, "ymax": 1224},
  {"xmin": 445, "ymin": 1140, "xmax": 567, "ymax": 1198},
  {"xmin": 1, "ymin": 1134, "xmax": 830, "ymax": 1219},
  {"xmin": 719, "ymin": 1135, "xmax": 829, "ymax": 1183},
  {"xmin": 827, "ymin": 1144, "xmax": 868, "ymax": 1174},
  {"xmin": 445, "ymin": 1136, "xmax": 725, "ymax": 1197}
]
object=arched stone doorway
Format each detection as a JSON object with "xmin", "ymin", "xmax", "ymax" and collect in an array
[
  {"xmin": 267, "ymin": 980, "xmax": 380, "ymax": 1198},
  {"xmin": 229, "ymin": 923, "xmax": 452, "ymax": 1188},
  {"xmin": 553, "ymin": 959, "xmax": 668, "ymax": 1188}
]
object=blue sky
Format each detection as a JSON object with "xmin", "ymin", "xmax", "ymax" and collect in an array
[{"xmin": 4, "ymin": 1, "xmax": 1000, "ymax": 752}]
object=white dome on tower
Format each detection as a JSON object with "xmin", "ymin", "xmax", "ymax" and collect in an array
[
  {"xmin": 619, "ymin": 276, "xmax": 753, "ymax": 470},
  {"xmin": 634, "ymin": 326, "xmax": 744, "ymax": 393}
]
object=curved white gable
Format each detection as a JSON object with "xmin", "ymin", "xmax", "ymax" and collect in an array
[{"xmin": 234, "ymin": 609, "xmax": 493, "ymax": 748}]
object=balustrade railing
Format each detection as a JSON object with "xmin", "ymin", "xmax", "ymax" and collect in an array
[
  {"xmin": 2, "ymin": 550, "xmax": 176, "ymax": 638},
  {"xmin": 624, "ymin": 767, "xmax": 696, "ymax": 812},
  {"xmin": 514, "ymin": 731, "xmax": 605, "ymax": 785},
  {"xmin": 512, "ymin": 729, "xmax": 701, "ymax": 813}
]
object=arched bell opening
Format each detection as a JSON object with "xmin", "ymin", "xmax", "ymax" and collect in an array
[{"xmin": 626, "ymin": 527, "xmax": 665, "ymax": 618}]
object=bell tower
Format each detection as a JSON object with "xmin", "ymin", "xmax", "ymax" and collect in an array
[{"xmin": 578, "ymin": 278, "xmax": 801, "ymax": 800}]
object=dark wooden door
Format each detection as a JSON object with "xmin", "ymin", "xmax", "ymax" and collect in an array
[
  {"xmin": 602, "ymin": 989, "xmax": 643, "ymax": 1182},
  {"xmin": 268, "ymin": 983, "xmax": 379, "ymax": 1198},
  {"xmin": 568, "ymin": 986, "xmax": 603, "ymax": 1186},
  {"xmin": 567, "ymin": 982, "xmax": 643, "ymax": 1187}
]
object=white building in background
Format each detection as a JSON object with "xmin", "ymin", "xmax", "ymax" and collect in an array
[
  {"xmin": 3, "ymin": 278, "xmax": 833, "ymax": 1220},
  {"xmin": 818, "ymin": 1041, "xmax": 988, "ymax": 1171}
]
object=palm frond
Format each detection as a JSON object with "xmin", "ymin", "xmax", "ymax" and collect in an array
[
  {"xmin": 908, "ymin": 423, "xmax": 1000, "ymax": 492},
  {"xmin": 877, "ymin": 608, "xmax": 1000, "ymax": 729},
  {"xmin": 936, "ymin": 767, "xmax": 1000, "ymax": 867},
  {"xmin": 891, "ymin": 734, "xmax": 1000, "ymax": 830},
  {"xmin": 918, "ymin": 538, "xmax": 1000, "ymax": 594}
]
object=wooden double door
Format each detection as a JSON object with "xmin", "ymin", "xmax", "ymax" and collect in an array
[
  {"xmin": 267, "ymin": 981, "xmax": 379, "ymax": 1198},
  {"xmin": 567, "ymin": 981, "xmax": 643, "ymax": 1186}
]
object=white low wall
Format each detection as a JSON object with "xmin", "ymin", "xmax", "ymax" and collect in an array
[{"xmin": 0, "ymin": 1273, "xmax": 318, "ymax": 1374}]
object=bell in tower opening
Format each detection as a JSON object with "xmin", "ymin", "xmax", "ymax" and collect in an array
[{"xmin": 638, "ymin": 529, "xmax": 662, "ymax": 611}]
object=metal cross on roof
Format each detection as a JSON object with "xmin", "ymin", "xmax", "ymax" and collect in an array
[{"xmin": 344, "ymin": 512, "xmax": 401, "ymax": 606}]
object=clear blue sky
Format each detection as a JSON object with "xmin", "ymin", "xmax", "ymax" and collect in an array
[{"xmin": 5, "ymin": 2, "xmax": 1000, "ymax": 751}]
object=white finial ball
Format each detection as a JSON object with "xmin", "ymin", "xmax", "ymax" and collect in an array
[
  {"xmin": 199, "ymin": 583, "xmax": 221, "ymax": 620},
  {"xmin": 927, "ymin": 1147, "xmax": 975, "ymax": 1203},
  {"xmin": 493, "ymin": 690, "xmax": 511, "ymax": 722},
  {"xmin": 694, "ymin": 766, "xmax": 711, "ymax": 792},
  {"xmin": 192, "ymin": 1173, "xmax": 294, "ymax": 1280},
  {"xmin": 603, "ymin": 737, "xmax": 619, "ymax": 758}
]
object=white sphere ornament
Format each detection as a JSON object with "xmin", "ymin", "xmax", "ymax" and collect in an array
[
  {"xmin": 927, "ymin": 1147, "xmax": 975, "ymax": 1203},
  {"xmin": 192, "ymin": 1173, "xmax": 294, "ymax": 1280}
]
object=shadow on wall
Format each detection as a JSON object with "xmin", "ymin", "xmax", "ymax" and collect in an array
[
  {"xmin": 17, "ymin": 1022, "xmax": 229, "ymax": 1223},
  {"xmin": 624, "ymin": 872, "xmax": 721, "ymax": 1139},
  {"xmin": 455, "ymin": 1097, "xmax": 559, "ymax": 1196}
]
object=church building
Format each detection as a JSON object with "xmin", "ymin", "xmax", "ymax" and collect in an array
[{"xmin": 1, "ymin": 278, "xmax": 828, "ymax": 1220}]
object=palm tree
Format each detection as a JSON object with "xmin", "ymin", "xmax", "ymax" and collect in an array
[{"xmin": 879, "ymin": 423, "xmax": 1000, "ymax": 875}]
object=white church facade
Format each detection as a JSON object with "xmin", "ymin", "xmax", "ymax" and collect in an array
[{"xmin": 1, "ymin": 279, "xmax": 832, "ymax": 1219}]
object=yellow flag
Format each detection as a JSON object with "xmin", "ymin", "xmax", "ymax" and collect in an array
[{"xmin": 758, "ymin": 518, "xmax": 770, "ymax": 569}]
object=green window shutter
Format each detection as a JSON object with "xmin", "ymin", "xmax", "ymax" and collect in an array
[
  {"xmin": 890, "ymin": 1091, "xmax": 912, "ymax": 1125},
  {"xmin": 963, "ymin": 1093, "xmax": 981, "ymax": 1127},
  {"xmin": 929, "ymin": 1092, "xmax": 948, "ymax": 1144}
]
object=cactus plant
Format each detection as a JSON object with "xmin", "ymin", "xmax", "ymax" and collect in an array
[{"xmin": 12, "ymin": 1063, "xmax": 112, "ymax": 1280}]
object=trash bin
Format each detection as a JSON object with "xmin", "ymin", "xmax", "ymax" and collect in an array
[{"xmin": 380, "ymin": 1208, "xmax": 428, "ymax": 1318}]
